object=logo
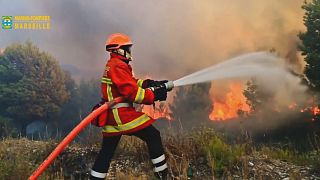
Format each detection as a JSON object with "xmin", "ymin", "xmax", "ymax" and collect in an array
[
  {"xmin": 2, "ymin": 16, "xmax": 12, "ymax": 29},
  {"xmin": 1, "ymin": 16, "xmax": 50, "ymax": 30}
]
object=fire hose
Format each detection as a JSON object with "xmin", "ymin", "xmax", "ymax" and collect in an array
[
  {"xmin": 28, "ymin": 97, "xmax": 125, "ymax": 180},
  {"xmin": 28, "ymin": 81, "xmax": 174, "ymax": 180}
]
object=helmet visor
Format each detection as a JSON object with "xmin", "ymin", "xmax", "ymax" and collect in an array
[{"xmin": 120, "ymin": 45, "xmax": 132, "ymax": 53}]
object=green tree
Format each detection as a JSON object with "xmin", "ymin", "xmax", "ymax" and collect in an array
[
  {"xmin": 0, "ymin": 116, "xmax": 13, "ymax": 137},
  {"xmin": 299, "ymin": 0, "xmax": 320, "ymax": 92},
  {"xmin": 55, "ymin": 72, "xmax": 80, "ymax": 134},
  {"xmin": 57, "ymin": 78, "xmax": 100, "ymax": 134},
  {"xmin": 0, "ymin": 42, "xmax": 69, "ymax": 136}
]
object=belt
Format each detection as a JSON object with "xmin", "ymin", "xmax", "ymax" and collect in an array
[{"xmin": 110, "ymin": 102, "xmax": 133, "ymax": 109}]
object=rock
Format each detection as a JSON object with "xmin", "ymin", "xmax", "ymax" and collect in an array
[
  {"xmin": 233, "ymin": 175, "xmax": 240, "ymax": 178},
  {"xmin": 266, "ymin": 164, "xmax": 274, "ymax": 170},
  {"xmin": 249, "ymin": 161, "xmax": 254, "ymax": 167}
]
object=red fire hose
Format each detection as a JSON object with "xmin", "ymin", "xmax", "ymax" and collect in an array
[{"xmin": 28, "ymin": 97, "xmax": 124, "ymax": 180}]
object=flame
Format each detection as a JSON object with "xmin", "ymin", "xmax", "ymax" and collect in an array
[
  {"xmin": 206, "ymin": 81, "xmax": 318, "ymax": 121},
  {"xmin": 289, "ymin": 101, "xmax": 319, "ymax": 120},
  {"xmin": 301, "ymin": 106, "xmax": 320, "ymax": 121},
  {"xmin": 312, "ymin": 106, "xmax": 320, "ymax": 116},
  {"xmin": 297, "ymin": 97, "xmax": 320, "ymax": 118},
  {"xmin": 288, "ymin": 103, "xmax": 298, "ymax": 110},
  {"xmin": 138, "ymin": 75, "xmax": 172, "ymax": 120},
  {"xmin": 142, "ymin": 104, "xmax": 172, "ymax": 120},
  {"xmin": 209, "ymin": 83, "xmax": 251, "ymax": 121}
]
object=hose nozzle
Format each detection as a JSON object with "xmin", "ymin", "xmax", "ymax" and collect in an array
[
  {"xmin": 149, "ymin": 81, "xmax": 174, "ymax": 92},
  {"xmin": 164, "ymin": 81, "xmax": 174, "ymax": 91}
]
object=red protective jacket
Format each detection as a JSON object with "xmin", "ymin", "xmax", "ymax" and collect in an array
[{"xmin": 100, "ymin": 53, "xmax": 155, "ymax": 137}]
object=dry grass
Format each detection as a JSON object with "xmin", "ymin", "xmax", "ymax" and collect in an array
[
  {"xmin": 0, "ymin": 138, "xmax": 59, "ymax": 180},
  {"xmin": 1, "ymin": 127, "xmax": 319, "ymax": 179}
]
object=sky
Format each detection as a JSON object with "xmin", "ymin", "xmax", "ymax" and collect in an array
[{"xmin": 0, "ymin": 0, "xmax": 305, "ymax": 81}]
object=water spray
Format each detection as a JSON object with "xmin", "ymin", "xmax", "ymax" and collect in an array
[
  {"xmin": 172, "ymin": 51, "xmax": 286, "ymax": 87},
  {"xmin": 153, "ymin": 52, "xmax": 287, "ymax": 93}
]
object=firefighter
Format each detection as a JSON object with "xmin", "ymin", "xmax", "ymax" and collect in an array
[{"xmin": 89, "ymin": 33, "xmax": 169, "ymax": 180}]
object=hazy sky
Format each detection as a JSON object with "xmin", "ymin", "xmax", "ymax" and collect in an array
[{"xmin": 0, "ymin": 0, "xmax": 305, "ymax": 81}]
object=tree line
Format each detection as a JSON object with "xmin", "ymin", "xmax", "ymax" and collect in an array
[{"xmin": 0, "ymin": 42, "xmax": 100, "ymax": 137}]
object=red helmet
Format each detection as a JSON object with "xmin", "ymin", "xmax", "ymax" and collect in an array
[{"xmin": 105, "ymin": 33, "xmax": 132, "ymax": 51}]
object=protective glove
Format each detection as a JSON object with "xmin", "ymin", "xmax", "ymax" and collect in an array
[
  {"xmin": 91, "ymin": 99, "xmax": 108, "ymax": 127},
  {"xmin": 158, "ymin": 80, "xmax": 169, "ymax": 85},
  {"xmin": 153, "ymin": 85, "xmax": 168, "ymax": 101},
  {"xmin": 91, "ymin": 99, "xmax": 106, "ymax": 111},
  {"xmin": 142, "ymin": 79, "xmax": 168, "ymax": 88}
]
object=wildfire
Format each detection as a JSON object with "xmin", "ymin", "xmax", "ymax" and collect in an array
[
  {"xmin": 312, "ymin": 106, "xmax": 320, "ymax": 116},
  {"xmin": 138, "ymin": 75, "xmax": 172, "ymax": 120},
  {"xmin": 207, "ymin": 81, "xmax": 319, "ymax": 121},
  {"xmin": 289, "ymin": 102, "xmax": 319, "ymax": 119},
  {"xmin": 209, "ymin": 83, "xmax": 251, "ymax": 121},
  {"xmin": 142, "ymin": 104, "xmax": 172, "ymax": 120},
  {"xmin": 288, "ymin": 103, "xmax": 298, "ymax": 110}
]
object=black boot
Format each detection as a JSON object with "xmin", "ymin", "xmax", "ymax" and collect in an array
[{"xmin": 154, "ymin": 168, "xmax": 169, "ymax": 180}]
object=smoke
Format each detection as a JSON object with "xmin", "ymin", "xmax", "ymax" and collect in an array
[
  {"xmin": 0, "ymin": 0, "xmax": 310, "ymax": 130},
  {"xmin": 0, "ymin": 0, "xmax": 305, "ymax": 80},
  {"xmin": 1, "ymin": 0, "xmax": 316, "ymax": 143}
]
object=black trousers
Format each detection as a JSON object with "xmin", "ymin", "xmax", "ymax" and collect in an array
[{"xmin": 90, "ymin": 125, "xmax": 165, "ymax": 178}]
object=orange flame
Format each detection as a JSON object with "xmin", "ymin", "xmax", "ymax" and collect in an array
[
  {"xmin": 288, "ymin": 103, "xmax": 298, "ymax": 110},
  {"xmin": 142, "ymin": 104, "xmax": 172, "ymax": 120},
  {"xmin": 138, "ymin": 75, "xmax": 172, "ymax": 120},
  {"xmin": 312, "ymin": 106, "xmax": 320, "ymax": 116},
  {"xmin": 209, "ymin": 83, "xmax": 251, "ymax": 120},
  {"xmin": 289, "ymin": 101, "xmax": 319, "ymax": 119}
]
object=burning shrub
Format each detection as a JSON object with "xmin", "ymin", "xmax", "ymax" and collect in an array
[{"xmin": 210, "ymin": 82, "xmax": 251, "ymax": 120}]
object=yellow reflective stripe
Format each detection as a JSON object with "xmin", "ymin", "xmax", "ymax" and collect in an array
[
  {"xmin": 137, "ymin": 79, "xmax": 144, "ymax": 87},
  {"xmin": 106, "ymin": 84, "xmax": 113, "ymax": 101},
  {"xmin": 101, "ymin": 77, "xmax": 112, "ymax": 84},
  {"xmin": 102, "ymin": 114, "xmax": 150, "ymax": 133},
  {"xmin": 102, "ymin": 77, "xmax": 112, "ymax": 81},
  {"xmin": 101, "ymin": 80, "xmax": 112, "ymax": 84},
  {"xmin": 112, "ymin": 108, "xmax": 122, "ymax": 125},
  {"xmin": 134, "ymin": 87, "xmax": 145, "ymax": 103},
  {"xmin": 106, "ymin": 83, "xmax": 122, "ymax": 125}
]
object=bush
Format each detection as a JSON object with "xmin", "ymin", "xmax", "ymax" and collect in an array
[
  {"xmin": 204, "ymin": 136, "xmax": 246, "ymax": 177},
  {"xmin": 189, "ymin": 127, "xmax": 246, "ymax": 177},
  {"xmin": 0, "ymin": 116, "xmax": 17, "ymax": 138}
]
